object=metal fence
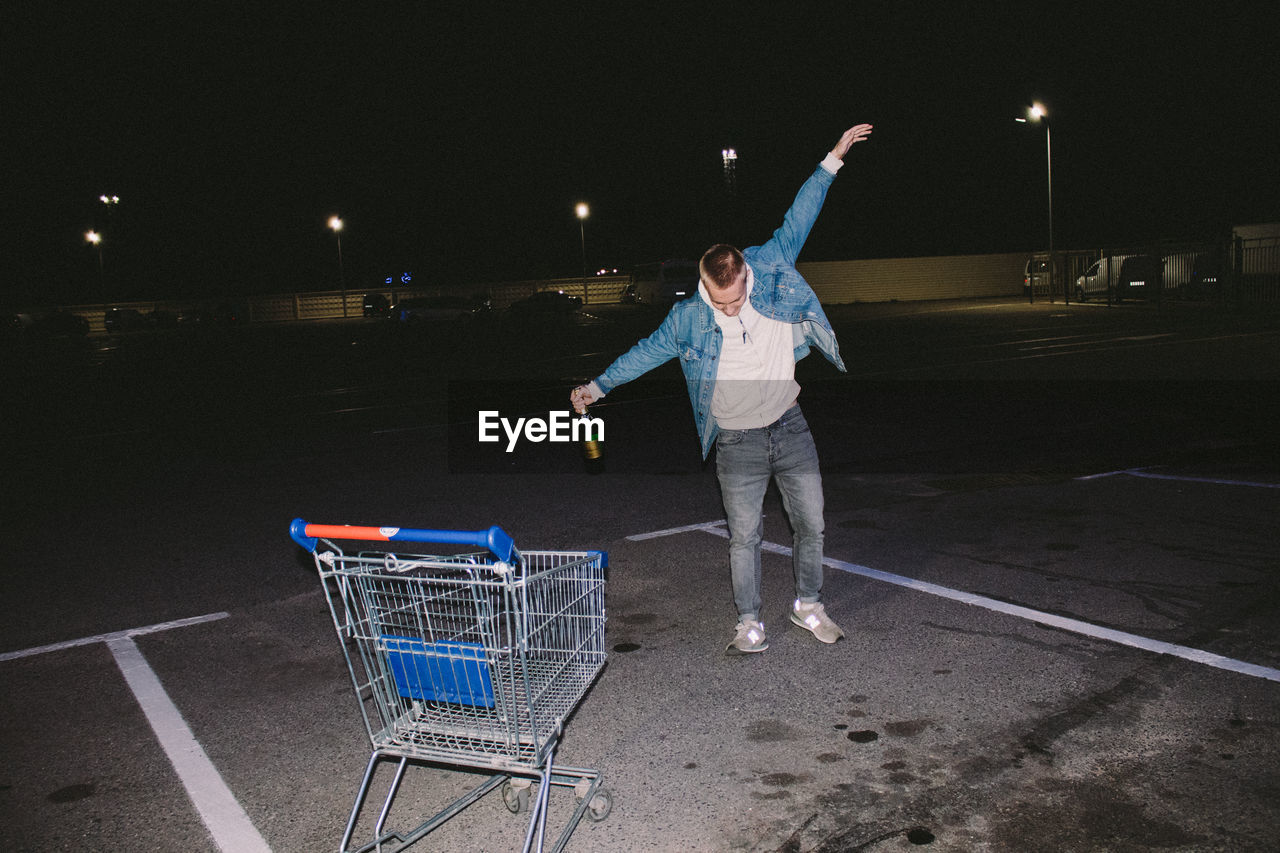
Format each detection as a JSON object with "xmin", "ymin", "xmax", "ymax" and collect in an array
[{"xmin": 1024, "ymin": 234, "xmax": 1280, "ymax": 307}]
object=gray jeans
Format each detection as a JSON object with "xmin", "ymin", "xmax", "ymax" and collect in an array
[{"xmin": 715, "ymin": 405, "xmax": 825, "ymax": 621}]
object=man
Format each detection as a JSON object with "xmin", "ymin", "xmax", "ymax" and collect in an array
[{"xmin": 571, "ymin": 123, "xmax": 873, "ymax": 654}]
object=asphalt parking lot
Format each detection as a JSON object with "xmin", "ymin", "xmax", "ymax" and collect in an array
[{"xmin": 3, "ymin": 298, "xmax": 1279, "ymax": 851}]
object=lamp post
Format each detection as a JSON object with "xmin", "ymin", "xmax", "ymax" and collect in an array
[
  {"xmin": 1016, "ymin": 103, "xmax": 1054, "ymax": 304},
  {"xmin": 85, "ymin": 230, "xmax": 104, "ymax": 303},
  {"xmin": 575, "ymin": 202, "xmax": 589, "ymax": 303},
  {"xmin": 328, "ymin": 215, "xmax": 345, "ymax": 317},
  {"xmin": 97, "ymin": 194, "xmax": 118, "ymax": 298}
]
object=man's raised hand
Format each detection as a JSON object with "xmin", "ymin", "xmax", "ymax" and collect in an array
[{"xmin": 831, "ymin": 123, "xmax": 873, "ymax": 161}]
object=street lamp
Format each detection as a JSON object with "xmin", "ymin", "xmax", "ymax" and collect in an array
[
  {"xmin": 575, "ymin": 202, "xmax": 589, "ymax": 302},
  {"xmin": 1016, "ymin": 103, "xmax": 1054, "ymax": 303},
  {"xmin": 86, "ymin": 230, "xmax": 104, "ymax": 302},
  {"xmin": 328, "ymin": 215, "xmax": 345, "ymax": 317}
]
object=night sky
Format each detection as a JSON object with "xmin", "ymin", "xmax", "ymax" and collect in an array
[{"xmin": 8, "ymin": 2, "xmax": 1278, "ymax": 304}]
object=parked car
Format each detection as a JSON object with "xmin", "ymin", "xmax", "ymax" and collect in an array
[
  {"xmin": 507, "ymin": 290, "xmax": 583, "ymax": 316},
  {"xmin": 3, "ymin": 311, "xmax": 36, "ymax": 341},
  {"xmin": 364, "ymin": 293, "xmax": 391, "ymax": 317},
  {"xmin": 26, "ymin": 308, "xmax": 90, "ymax": 338},
  {"xmin": 1075, "ymin": 254, "xmax": 1161, "ymax": 301},
  {"xmin": 392, "ymin": 294, "xmax": 490, "ymax": 324},
  {"xmin": 629, "ymin": 260, "xmax": 698, "ymax": 305},
  {"xmin": 104, "ymin": 307, "xmax": 148, "ymax": 332}
]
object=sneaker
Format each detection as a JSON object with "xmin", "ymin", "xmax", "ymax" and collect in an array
[
  {"xmin": 726, "ymin": 618, "xmax": 768, "ymax": 655},
  {"xmin": 790, "ymin": 600, "xmax": 845, "ymax": 643}
]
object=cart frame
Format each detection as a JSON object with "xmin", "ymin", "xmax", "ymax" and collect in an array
[{"xmin": 290, "ymin": 520, "xmax": 610, "ymax": 853}]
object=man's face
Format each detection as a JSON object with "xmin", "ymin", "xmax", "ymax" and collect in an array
[{"xmin": 705, "ymin": 269, "xmax": 748, "ymax": 317}]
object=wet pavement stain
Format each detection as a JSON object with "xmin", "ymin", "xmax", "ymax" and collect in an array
[
  {"xmin": 747, "ymin": 719, "xmax": 799, "ymax": 742},
  {"xmin": 752, "ymin": 789, "xmax": 792, "ymax": 800},
  {"xmin": 761, "ymin": 772, "xmax": 809, "ymax": 787},
  {"xmin": 816, "ymin": 752, "xmax": 845, "ymax": 763},
  {"xmin": 884, "ymin": 719, "xmax": 931, "ymax": 737},
  {"xmin": 990, "ymin": 778, "xmax": 1203, "ymax": 850},
  {"xmin": 1021, "ymin": 674, "xmax": 1150, "ymax": 762},
  {"xmin": 47, "ymin": 783, "xmax": 95, "ymax": 803},
  {"xmin": 848, "ymin": 730, "xmax": 879, "ymax": 743},
  {"xmin": 611, "ymin": 642, "xmax": 642, "ymax": 653},
  {"xmin": 906, "ymin": 827, "xmax": 936, "ymax": 845}
]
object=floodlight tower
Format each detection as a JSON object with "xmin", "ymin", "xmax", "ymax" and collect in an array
[{"xmin": 721, "ymin": 148, "xmax": 738, "ymax": 194}]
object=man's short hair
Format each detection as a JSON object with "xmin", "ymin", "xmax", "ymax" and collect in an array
[{"xmin": 699, "ymin": 244, "xmax": 745, "ymax": 289}]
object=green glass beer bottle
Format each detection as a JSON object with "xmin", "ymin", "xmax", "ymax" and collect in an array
[{"xmin": 579, "ymin": 409, "xmax": 602, "ymax": 461}]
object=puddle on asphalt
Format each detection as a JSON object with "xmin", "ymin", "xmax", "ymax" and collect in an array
[{"xmin": 907, "ymin": 827, "xmax": 936, "ymax": 844}]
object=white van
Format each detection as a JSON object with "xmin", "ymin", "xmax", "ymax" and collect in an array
[
  {"xmin": 629, "ymin": 260, "xmax": 698, "ymax": 306},
  {"xmin": 1075, "ymin": 254, "xmax": 1161, "ymax": 301}
]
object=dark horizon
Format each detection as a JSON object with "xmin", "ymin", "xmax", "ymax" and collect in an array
[{"xmin": 7, "ymin": 3, "xmax": 1278, "ymax": 305}]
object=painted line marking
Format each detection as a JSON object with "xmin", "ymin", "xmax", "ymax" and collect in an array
[
  {"xmin": 2, "ymin": 612, "xmax": 272, "ymax": 852},
  {"xmin": 1076, "ymin": 467, "xmax": 1280, "ymax": 489},
  {"xmin": 640, "ymin": 524, "xmax": 1280, "ymax": 683},
  {"xmin": 625, "ymin": 519, "xmax": 728, "ymax": 540},
  {"xmin": 109, "ymin": 636, "xmax": 273, "ymax": 853},
  {"xmin": 0, "ymin": 612, "xmax": 231, "ymax": 662}
]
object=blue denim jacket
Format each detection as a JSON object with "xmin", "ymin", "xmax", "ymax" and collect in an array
[{"xmin": 594, "ymin": 163, "xmax": 847, "ymax": 458}]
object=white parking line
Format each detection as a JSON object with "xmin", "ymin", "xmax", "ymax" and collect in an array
[
  {"xmin": 1077, "ymin": 467, "xmax": 1280, "ymax": 489},
  {"xmin": 1, "ymin": 613, "xmax": 272, "ymax": 852},
  {"xmin": 625, "ymin": 519, "xmax": 728, "ymax": 540},
  {"xmin": 109, "ymin": 636, "xmax": 273, "ymax": 853},
  {"xmin": 0, "ymin": 612, "xmax": 230, "ymax": 662},
  {"xmin": 628, "ymin": 522, "xmax": 1280, "ymax": 683}
]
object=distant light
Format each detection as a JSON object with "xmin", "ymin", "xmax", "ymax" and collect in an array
[
  {"xmin": 722, "ymin": 148, "xmax": 737, "ymax": 161},
  {"xmin": 575, "ymin": 203, "xmax": 589, "ymax": 220},
  {"xmin": 328, "ymin": 215, "xmax": 343, "ymax": 232},
  {"xmin": 1030, "ymin": 103, "xmax": 1046, "ymax": 120},
  {"xmin": 100, "ymin": 195, "xmax": 119, "ymax": 205},
  {"xmin": 1014, "ymin": 117, "xmax": 1028, "ymax": 123},
  {"xmin": 85, "ymin": 230, "xmax": 101, "ymax": 244}
]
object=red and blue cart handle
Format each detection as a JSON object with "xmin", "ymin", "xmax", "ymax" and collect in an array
[{"xmin": 290, "ymin": 518, "xmax": 517, "ymax": 564}]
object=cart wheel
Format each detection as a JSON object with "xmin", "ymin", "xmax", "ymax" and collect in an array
[
  {"xmin": 586, "ymin": 788, "xmax": 613, "ymax": 822},
  {"xmin": 501, "ymin": 781, "xmax": 530, "ymax": 814}
]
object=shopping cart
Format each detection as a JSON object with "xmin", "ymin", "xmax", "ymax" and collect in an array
[{"xmin": 290, "ymin": 519, "xmax": 611, "ymax": 853}]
